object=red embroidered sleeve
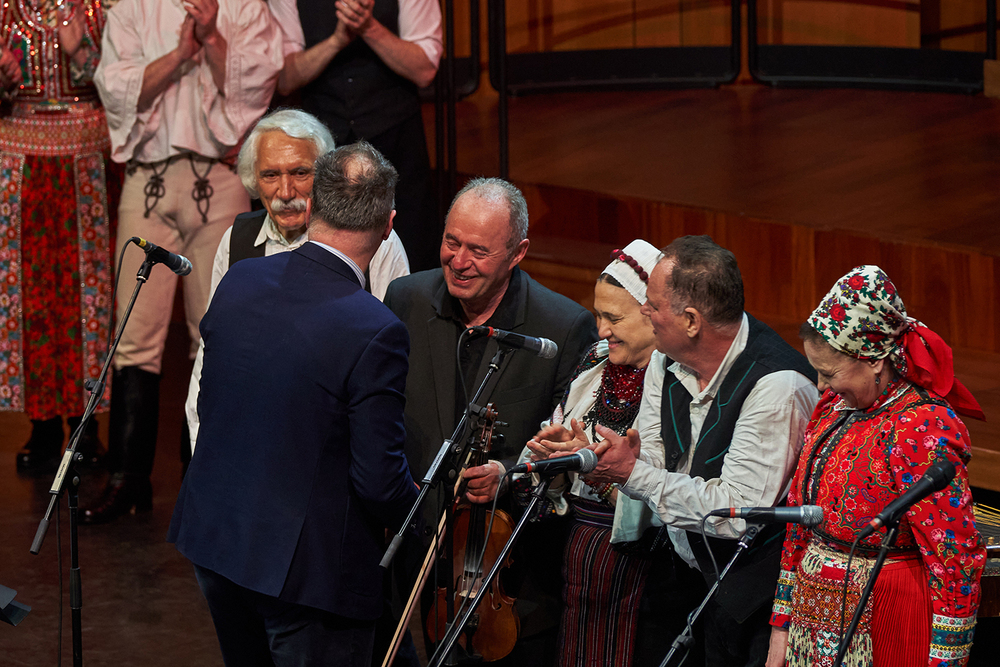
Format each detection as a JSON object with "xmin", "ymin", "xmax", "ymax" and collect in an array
[{"xmin": 889, "ymin": 403, "xmax": 984, "ymax": 666}]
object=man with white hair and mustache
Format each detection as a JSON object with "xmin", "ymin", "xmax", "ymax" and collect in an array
[
  {"xmin": 209, "ymin": 108, "xmax": 410, "ymax": 303},
  {"xmin": 183, "ymin": 109, "xmax": 410, "ymax": 453}
]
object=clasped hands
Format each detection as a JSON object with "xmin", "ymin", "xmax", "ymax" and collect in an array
[
  {"xmin": 178, "ymin": 0, "xmax": 221, "ymax": 61},
  {"xmin": 326, "ymin": 0, "xmax": 377, "ymax": 49},
  {"xmin": 462, "ymin": 418, "xmax": 643, "ymax": 505}
]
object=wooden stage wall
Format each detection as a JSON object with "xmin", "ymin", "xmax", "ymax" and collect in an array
[{"xmin": 517, "ymin": 181, "xmax": 998, "ymax": 355}]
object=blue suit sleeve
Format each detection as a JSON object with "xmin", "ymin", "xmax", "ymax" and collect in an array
[{"xmin": 346, "ymin": 317, "xmax": 418, "ymax": 529}]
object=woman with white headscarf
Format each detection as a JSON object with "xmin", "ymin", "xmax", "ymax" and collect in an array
[{"xmin": 517, "ymin": 239, "xmax": 661, "ymax": 667}]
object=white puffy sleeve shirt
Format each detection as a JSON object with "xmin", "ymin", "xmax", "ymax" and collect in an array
[{"xmin": 95, "ymin": 0, "xmax": 283, "ymax": 163}]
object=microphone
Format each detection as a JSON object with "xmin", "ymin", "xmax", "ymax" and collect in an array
[
  {"xmin": 467, "ymin": 326, "xmax": 558, "ymax": 359},
  {"xmin": 132, "ymin": 237, "xmax": 192, "ymax": 276},
  {"xmin": 857, "ymin": 458, "xmax": 956, "ymax": 540},
  {"xmin": 707, "ymin": 505, "xmax": 824, "ymax": 527},
  {"xmin": 509, "ymin": 449, "xmax": 598, "ymax": 476}
]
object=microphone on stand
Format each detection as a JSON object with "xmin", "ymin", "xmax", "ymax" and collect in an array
[
  {"xmin": 467, "ymin": 326, "xmax": 558, "ymax": 359},
  {"xmin": 857, "ymin": 458, "xmax": 956, "ymax": 540},
  {"xmin": 509, "ymin": 449, "xmax": 598, "ymax": 476},
  {"xmin": 131, "ymin": 237, "xmax": 193, "ymax": 276},
  {"xmin": 707, "ymin": 505, "xmax": 824, "ymax": 527}
]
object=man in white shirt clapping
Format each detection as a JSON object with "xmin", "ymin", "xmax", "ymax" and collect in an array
[{"xmin": 86, "ymin": 0, "xmax": 283, "ymax": 524}]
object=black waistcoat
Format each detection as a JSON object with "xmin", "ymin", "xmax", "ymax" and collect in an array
[
  {"xmin": 229, "ymin": 211, "xmax": 268, "ymax": 268},
  {"xmin": 297, "ymin": 0, "xmax": 420, "ymax": 140},
  {"xmin": 228, "ymin": 210, "xmax": 371, "ymax": 292},
  {"xmin": 659, "ymin": 314, "xmax": 816, "ymax": 622}
]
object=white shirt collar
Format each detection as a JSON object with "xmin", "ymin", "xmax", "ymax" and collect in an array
[
  {"xmin": 307, "ymin": 240, "xmax": 366, "ymax": 290},
  {"xmin": 669, "ymin": 312, "xmax": 749, "ymax": 401},
  {"xmin": 256, "ymin": 214, "xmax": 308, "ymax": 249}
]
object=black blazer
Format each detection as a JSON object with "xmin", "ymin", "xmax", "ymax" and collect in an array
[
  {"xmin": 168, "ymin": 242, "xmax": 417, "ymax": 620},
  {"xmin": 384, "ymin": 268, "xmax": 599, "ymax": 478}
]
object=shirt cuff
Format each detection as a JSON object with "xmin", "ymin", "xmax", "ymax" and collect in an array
[
  {"xmin": 620, "ymin": 458, "xmax": 658, "ymax": 503},
  {"xmin": 770, "ymin": 568, "xmax": 796, "ymax": 629},
  {"xmin": 930, "ymin": 613, "xmax": 976, "ymax": 666}
]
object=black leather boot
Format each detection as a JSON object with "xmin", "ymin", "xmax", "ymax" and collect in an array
[
  {"xmin": 81, "ymin": 473, "xmax": 153, "ymax": 525},
  {"xmin": 15, "ymin": 417, "xmax": 64, "ymax": 473},
  {"xmin": 82, "ymin": 367, "xmax": 160, "ymax": 525},
  {"xmin": 66, "ymin": 415, "xmax": 106, "ymax": 468}
]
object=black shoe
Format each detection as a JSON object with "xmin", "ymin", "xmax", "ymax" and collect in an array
[
  {"xmin": 66, "ymin": 415, "xmax": 106, "ymax": 468},
  {"xmin": 81, "ymin": 475, "xmax": 153, "ymax": 525},
  {"xmin": 15, "ymin": 417, "xmax": 64, "ymax": 474}
]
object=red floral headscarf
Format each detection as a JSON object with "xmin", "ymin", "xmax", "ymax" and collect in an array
[{"xmin": 809, "ymin": 265, "xmax": 984, "ymax": 420}]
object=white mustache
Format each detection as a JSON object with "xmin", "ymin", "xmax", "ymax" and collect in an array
[{"xmin": 269, "ymin": 197, "xmax": 308, "ymax": 213}]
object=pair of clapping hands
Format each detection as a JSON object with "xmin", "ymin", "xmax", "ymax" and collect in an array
[
  {"xmin": 177, "ymin": 0, "xmax": 222, "ymax": 60},
  {"xmin": 462, "ymin": 419, "xmax": 643, "ymax": 504}
]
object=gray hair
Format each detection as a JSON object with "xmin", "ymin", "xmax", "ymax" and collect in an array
[
  {"xmin": 658, "ymin": 235, "xmax": 744, "ymax": 327},
  {"xmin": 448, "ymin": 177, "xmax": 529, "ymax": 254},
  {"xmin": 237, "ymin": 109, "xmax": 335, "ymax": 198},
  {"xmin": 310, "ymin": 141, "xmax": 398, "ymax": 233}
]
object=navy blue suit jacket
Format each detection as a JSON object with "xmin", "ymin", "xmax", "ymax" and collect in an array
[{"xmin": 168, "ymin": 242, "xmax": 417, "ymax": 620}]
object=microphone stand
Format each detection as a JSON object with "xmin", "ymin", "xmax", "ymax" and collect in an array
[
  {"xmin": 658, "ymin": 523, "xmax": 763, "ymax": 667},
  {"xmin": 381, "ymin": 346, "xmax": 512, "ymax": 568},
  {"xmin": 29, "ymin": 254, "xmax": 156, "ymax": 667},
  {"xmin": 831, "ymin": 523, "xmax": 901, "ymax": 667},
  {"xmin": 427, "ymin": 475, "xmax": 553, "ymax": 667},
  {"xmin": 379, "ymin": 345, "xmax": 511, "ymax": 667}
]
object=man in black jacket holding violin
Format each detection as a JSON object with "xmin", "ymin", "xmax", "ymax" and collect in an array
[{"xmin": 384, "ymin": 177, "xmax": 598, "ymax": 666}]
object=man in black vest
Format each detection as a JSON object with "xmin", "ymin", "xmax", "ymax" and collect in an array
[
  {"xmin": 585, "ymin": 236, "xmax": 819, "ymax": 667},
  {"xmin": 269, "ymin": 0, "xmax": 442, "ymax": 272},
  {"xmin": 183, "ymin": 109, "xmax": 410, "ymax": 459}
]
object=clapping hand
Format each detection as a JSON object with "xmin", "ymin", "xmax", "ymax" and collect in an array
[
  {"xmin": 0, "ymin": 46, "xmax": 20, "ymax": 91},
  {"xmin": 56, "ymin": 2, "xmax": 86, "ymax": 57},
  {"xmin": 176, "ymin": 14, "xmax": 200, "ymax": 61},
  {"xmin": 336, "ymin": 0, "xmax": 375, "ymax": 37},
  {"xmin": 526, "ymin": 418, "xmax": 590, "ymax": 462},
  {"xmin": 182, "ymin": 0, "xmax": 220, "ymax": 44},
  {"xmin": 588, "ymin": 424, "xmax": 641, "ymax": 486}
]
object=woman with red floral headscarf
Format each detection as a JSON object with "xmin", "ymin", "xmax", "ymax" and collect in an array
[{"xmin": 766, "ymin": 265, "xmax": 986, "ymax": 667}]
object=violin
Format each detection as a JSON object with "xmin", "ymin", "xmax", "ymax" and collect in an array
[{"xmin": 425, "ymin": 404, "xmax": 519, "ymax": 662}]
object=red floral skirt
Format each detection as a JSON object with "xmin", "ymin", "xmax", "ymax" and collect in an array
[{"xmin": 0, "ymin": 107, "xmax": 121, "ymax": 419}]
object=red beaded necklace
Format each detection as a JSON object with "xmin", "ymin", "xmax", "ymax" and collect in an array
[{"xmin": 583, "ymin": 361, "xmax": 647, "ymax": 437}]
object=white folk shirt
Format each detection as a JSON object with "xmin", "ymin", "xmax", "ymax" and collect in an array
[
  {"xmin": 614, "ymin": 314, "xmax": 819, "ymax": 570},
  {"xmin": 268, "ymin": 0, "xmax": 443, "ymax": 67},
  {"xmin": 95, "ymin": 0, "xmax": 283, "ymax": 163},
  {"xmin": 185, "ymin": 218, "xmax": 411, "ymax": 448}
]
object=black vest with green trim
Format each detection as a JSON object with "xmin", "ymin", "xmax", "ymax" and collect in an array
[{"xmin": 659, "ymin": 314, "xmax": 816, "ymax": 622}]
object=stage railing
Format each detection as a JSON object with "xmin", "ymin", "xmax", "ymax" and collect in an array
[
  {"xmin": 747, "ymin": 0, "xmax": 996, "ymax": 93},
  {"xmin": 478, "ymin": 1, "xmax": 996, "ymax": 96},
  {"xmin": 486, "ymin": 0, "xmax": 742, "ymax": 95}
]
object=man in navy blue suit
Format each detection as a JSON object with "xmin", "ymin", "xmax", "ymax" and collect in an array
[{"xmin": 168, "ymin": 141, "xmax": 417, "ymax": 666}]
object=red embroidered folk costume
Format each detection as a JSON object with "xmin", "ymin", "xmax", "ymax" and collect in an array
[
  {"xmin": 0, "ymin": 0, "xmax": 119, "ymax": 420},
  {"xmin": 770, "ymin": 265, "xmax": 986, "ymax": 667}
]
